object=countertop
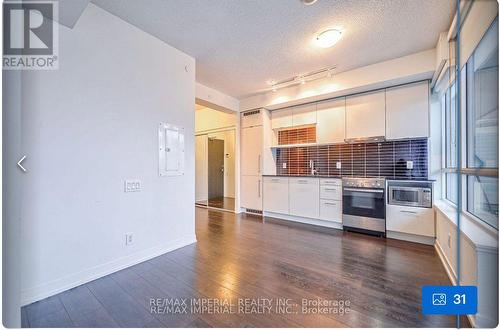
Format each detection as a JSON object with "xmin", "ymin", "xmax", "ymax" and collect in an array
[{"xmin": 262, "ymin": 174, "xmax": 436, "ymax": 182}]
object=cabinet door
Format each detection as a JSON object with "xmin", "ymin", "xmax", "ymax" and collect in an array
[
  {"xmin": 386, "ymin": 81, "xmax": 429, "ymax": 139},
  {"xmin": 271, "ymin": 108, "xmax": 293, "ymax": 129},
  {"xmin": 320, "ymin": 185, "xmax": 342, "ymax": 200},
  {"xmin": 289, "ymin": 178, "xmax": 319, "ymax": 218},
  {"xmin": 292, "ymin": 103, "xmax": 316, "ymax": 126},
  {"xmin": 241, "ymin": 126, "xmax": 262, "ymax": 176},
  {"xmin": 241, "ymin": 175, "xmax": 262, "ymax": 210},
  {"xmin": 386, "ymin": 205, "xmax": 434, "ymax": 237},
  {"xmin": 345, "ymin": 90, "xmax": 386, "ymax": 139},
  {"xmin": 263, "ymin": 177, "xmax": 289, "ymax": 214},
  {"xmin": 319, "ymin": 200, "xmax": 342, "ymax": 223},
  {"xmin": 316, "ymin": 98, "xmax": 345, "ymax": 143}
]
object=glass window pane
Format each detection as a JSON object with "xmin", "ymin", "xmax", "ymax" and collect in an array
[
  {"xmin": 446, "ymin": 172, "xmax": 458, "ymax": 205},
  {"xmin": 446, "ymin": 83, "xmax": 458, "ymax": 168},
  {"xmin": 467, "ymin": 19, "xmax": 499, "ymax": 168},
  {"xmin": 467, "ymin": 175, "xmax": 499, "ymax": 229}
]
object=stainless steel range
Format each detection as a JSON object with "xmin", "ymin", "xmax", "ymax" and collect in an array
[{"xmin": 342, "ymin": 177, "xmax": 386, "ymax": 236}]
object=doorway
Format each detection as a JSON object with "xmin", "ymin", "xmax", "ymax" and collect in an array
[{"xmin": 195, "ymin": 103, "xmax": 236, "ymax": 212}]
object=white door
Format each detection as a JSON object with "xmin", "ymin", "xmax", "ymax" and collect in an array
[
  {"xmin": 345, "ymin": 90, "xmax": 386, "ymax": 139},
  {"xmin": 271, "ymin": 108, "xmax": 293, "ymax": 129},
  {"xmin": 292, "ymin": 103, "xmax": 316, "ymax": 126},
  {"xmin": 263, "ymin": 177, "xmax": 289, "ymax": 214},
  {"xmin": 386, "ymin": 81, "xmax": 429, "ymax": 139},
  {"xmin": 316, "ymin": 98, "xmax": 345, "ymax": 143},
  {"xmin": 241, "ymin": 175, "xmax": 262, "ymax": 210},
  {"xmin": 289, "ymin": 178, "xmax": 319, "ymax": 218},
  {"xmin": 241, "ymin": 126, "xmax": 262, "ymax": 176}
]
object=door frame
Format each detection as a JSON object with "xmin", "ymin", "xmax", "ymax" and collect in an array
[{"xmin": 195, "ymin": 126, "xmax": 237, "ymax": 213}]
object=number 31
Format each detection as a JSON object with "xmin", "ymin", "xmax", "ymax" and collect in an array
[{"xmin": 454, "ymin": 294, "xmax": 466, "ymax": 304}]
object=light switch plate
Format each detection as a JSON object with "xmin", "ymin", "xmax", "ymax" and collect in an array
[
  {"xmin": 282, "ymin": 163, "xmax": 287, "ymax": 169},
  {"xmin": 124, "ymin": 180, "xmax": 141, "ymax": 192},
  {"xmin": 406, "ymin": 161, "xmax": 414, "ymax": 169},
  {"xmin": 336, "ymin": 162, "xmax": 341, "ymax": 169}
]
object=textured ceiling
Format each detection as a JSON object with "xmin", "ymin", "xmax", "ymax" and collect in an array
[{"xmin": 91, "ymin": 0, "xmax": 455, "ymax": 99}]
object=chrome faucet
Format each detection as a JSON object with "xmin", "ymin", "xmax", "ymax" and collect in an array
[{"xmin": 309, "ymin": 160, "xmax": 317, "ymax": 175}]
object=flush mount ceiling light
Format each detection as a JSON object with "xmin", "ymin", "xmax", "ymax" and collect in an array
[
  {"xmin": 301, "ymin": 0, "xmax": 318, "ymax": 5},
  {"xmin": 315, "ymin": 29, "xmax": 342, "ymax": 48}
]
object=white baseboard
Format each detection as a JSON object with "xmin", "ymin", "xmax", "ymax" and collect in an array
[
  {"xmin": 434, "ymin": 240, "xmax": 477, "ymax": 328},
  {"xmin": 21, "ymin": 235, "xmax": 197, "ymax": 306},
  {"xmin": 434, "ymin": 239, "xmax": 457, "ymax": 285},
  {"xmin": 263, "ymin": 211, "xmax": 343, "ymax": 230},
  {"xmin": 386, "ymin": 231, "xmax": 435, "ymax": 245}
]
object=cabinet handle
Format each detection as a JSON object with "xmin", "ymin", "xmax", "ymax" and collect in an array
[
  {"xmin": 297, "ymin": 179, "xmax": 308, "ymax": 183},
  {"xmin": 400, "ymin": 210, "xmax": 417, "ymax": 214},
  {"xmin": 324, "ymin": 188, "xmax": 338, "ymax": 191},
  {"xmin": 258, "ymin": 155, "xmax": 261, "ymax": 174},
  {"xmin": 271, "ymin": 178, "xmax": 280, "ymax": 182},
  {"xmin": 258, "ymin": 180, "xmax": 261, "ymax": 197},
  {"xmin": 323, "ymin": 202, "xmax": 337, "ymax": 206}
]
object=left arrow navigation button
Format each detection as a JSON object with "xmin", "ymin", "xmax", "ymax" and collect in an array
[{"xmin": 17, "ymin": 155, "xmax": 27, "ymax": 172}]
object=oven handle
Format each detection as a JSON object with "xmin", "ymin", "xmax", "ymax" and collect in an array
[{"xmin": 343, "ymin": 188, "xmax": 384, "ymax": 194}]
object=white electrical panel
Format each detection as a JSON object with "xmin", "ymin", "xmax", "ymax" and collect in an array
[{"xmin": 158, "ymin": 122, "xmax": 185, "ymax": 177}]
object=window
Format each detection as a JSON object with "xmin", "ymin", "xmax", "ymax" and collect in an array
[
  {"xmin": 444, "ymin": 83, "xmax": 459, "ymax": 204},
  {"xmin": 465, "ymin": 19, "xmax": 499, "ymax": 228},
  {"xmin": 467, "ymin": 176, "xmax": 498, "ymax": 228}
]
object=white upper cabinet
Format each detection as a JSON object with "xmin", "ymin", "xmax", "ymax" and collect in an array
[
  {"xmin": 385, "ymin": 81, "xmax": 429, "ymax": 139},
  {"xmin": 316, "ymin": 98, "xmax": 345, "ymax": 144},
  {"xmin": 241, "ymin": 109, "xmax": 262, "ymax": 128},
  {"xmin": 345, "ymin": 90, "xmax": 386, "ymax": 140},
  {"xmin": 271, "ymin": 108, "xmax": 293, "ymax": 129},
  {"xmin": 292, "ymin": 103, "xmax": 316, "ymax": 126},
  {"xmin": 241, "ymin": 126, "xmax": 263, "ymax": 175}
]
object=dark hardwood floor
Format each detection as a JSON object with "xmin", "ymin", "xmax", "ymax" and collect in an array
[
  {"xmin": 196, "ymin": 197, "xmax": 235, "ymax": 211},
  {"xmin": 22, "ymin": 207, "xmax": 469, "ymax": 328}
]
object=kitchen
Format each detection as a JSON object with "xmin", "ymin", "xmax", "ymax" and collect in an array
[{"xmin": 241, "ymin": 81, "xmax": 434, "ymax": 244}]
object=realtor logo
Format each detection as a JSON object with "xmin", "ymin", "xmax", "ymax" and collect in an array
[
  {"xmin": 3, "ymin": 1, "xmax": 58, "ymax": 69},
  {"xmin": 432, "ymin": 293, "xmax": 446, "ymax": 306}
]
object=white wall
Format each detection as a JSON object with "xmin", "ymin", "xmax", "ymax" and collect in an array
[
  {"xmin": 240, "ymin": 49, "xmax": 436, "ymax": 111},
  {"xmin": 19, "ymin": 3, "xmax": 196, "ymax": 305},
  {"xmin": 196, "ymin": 82, "xmax": 239, "ymax": 112},
  {"xmin": 195, "ymin": 106, "xmax": 236, "ymax": 132}
]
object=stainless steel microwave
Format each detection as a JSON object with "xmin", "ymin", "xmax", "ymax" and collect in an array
[{"xmin": 387, "ymin": 181, "xmax": 433, "ymax": 208}]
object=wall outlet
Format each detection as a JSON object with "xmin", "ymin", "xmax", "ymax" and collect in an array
[
  {"xmin": 282, "ymin": 163, "xmax": 287, "ymax": 169},
  {"xmin": 125, "ymin": 233, "xmax": 134, "ymax": 246},
  {"xmin": 124, "ymin": 180, "xmax": 141, "ymax": 192},
  {"xmin": 336, "ymin": 162, "xmax": 341, "ymax": 169},
  {"xmin": 406, "ymin": 161, "xmax": 414, "ymax": 169}
]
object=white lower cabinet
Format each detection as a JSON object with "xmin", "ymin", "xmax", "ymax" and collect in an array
[
  {"xmin": 289, "ymin": 178, "xmax": 319, "ymax": 219},
  {"xmin": 319, "ymin": 199, "xmax": 342, "ymax": 223},
  {"xmin": 386, "ymin": 204, "xmax": 435, "ymax": 237},
  {"xmin": 241, "ymin": 175, "xmax": 262, "ymax": 211},
  {"xmin": 263, "ymin": 177, "xmax": 289, "ymax": 214}
]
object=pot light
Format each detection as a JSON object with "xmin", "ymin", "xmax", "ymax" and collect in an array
[{"xmin": 315, "ymin": 29, "xmax": 342, "ymax": 48}]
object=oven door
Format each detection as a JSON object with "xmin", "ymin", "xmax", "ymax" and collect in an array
[
  {"xmin": 343, "ymin": 188, "xmax": 385, "ymax": 219},
  {"xmin": 388, "ymin": 187, "xmax": 421, "ymax": 207}
]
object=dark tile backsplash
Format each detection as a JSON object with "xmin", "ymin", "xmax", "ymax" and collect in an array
[{"xmin": 276, "ymin": 139, "xmax": 428, "ymax": 180}]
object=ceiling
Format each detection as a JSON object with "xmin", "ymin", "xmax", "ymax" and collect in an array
[{"xmin": 90, "ymin": 0, "xmax": 455, "ymax": 99}]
